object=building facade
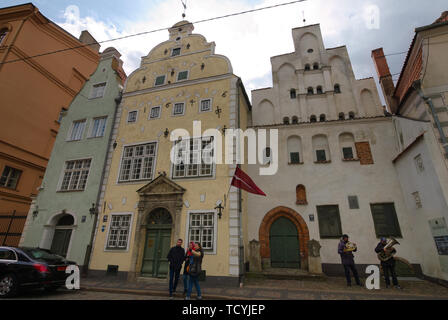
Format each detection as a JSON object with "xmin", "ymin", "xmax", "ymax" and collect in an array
[
  {"xmin": 0, "ymin": 3, "xmax": 99, "ymax": 246},
  {"xmin": 372, "ymin": 11, "xmax": 448, "ymax": 282},
  {"xmin": 88, "ymin": 21, "xmax": 251, "ymax": 286},
  {"xmin": 19, "ymin": 47, "xmax": 126, "ymax": 268},
  {"xmin": 246, "ymin": 24, "xmax": 424, "ymax": 276}
]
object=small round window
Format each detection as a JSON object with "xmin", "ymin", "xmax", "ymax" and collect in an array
[{"xmin": 307, "ymin": 48, "xmax": 314, "ymax": 53}]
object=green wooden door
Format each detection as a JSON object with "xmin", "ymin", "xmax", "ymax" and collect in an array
[
  {"xmin": 50, "ymin": 229, "xmax": 72, "ymax": 258},
  {"xmin": 270, "ymin": 217, "xmax": 300, "ymax": 268},
  {"xmin": 141, "ymin": 227, "xmax": 171, "ymax": 278}
]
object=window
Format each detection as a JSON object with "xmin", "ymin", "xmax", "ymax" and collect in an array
[
  {"xmin": 319, "ymin": 114, "xmax": 326, "ymax": 122},
  {"xmin": 149, "ymin": 106, "xmax": 161, "ymax": 119},
  {"xmin": 173, "ymin": 103, "xmax": 185, "ymax": 116},
  {"xmin": 307, "ymin": 87, "xmax": 314, "ymax": 95},
  {"xmin": 263, "ymin": 147, "xmax": 272, "ymax": 164},
  {"xmin": 90, "ymin": 117, "xmax": 107, "ymax": 138},
  {"xmin": 292, "ymin": 116, "xmax": 299, "ymax": 124},
  {"xmin": 127, "ymin": 111, "xmax": 137, "ymax": 123},
  {"xmin": 310, "ymin": 115, "xmax": 317, "ymax": 123},
  {"xmin": 338, "ymin": 112, "xmax": 345, "ymax": 120},
  {"xmin": 313, "ymin": 63, "xmax": 319, "ymax": 70},
  {"xmin": 90, "ymin": 82, "xmax": 106, "ymax": 99},
  {"xmin": 305, "ymin": 64, "xmax": 311, "ymax": 71},
  {"xmin": 188, "ymin": 212, "xmax": 215, "ymax": 251},
  {"xmin": 155, "ymin": 75, "xmax": 166, "ymax": 86},
  {"xmin": 0, "ymin": 166, "xmax": 22, "ymax": 190},
  {"xmin": 307, "ymin": 48, "xmax": 314, "ymax": 53},
  {"xmin": 177, "ymin": 71, "xmax": 188, "ymax": 81},
  {"xmin": 118, "ymin": 143, "xmax": 156, "ymax": 182},
  {"xmin": 0, "ymin": 248, "xmax": 16, "ymax": 261},
  {"xmin": 171, "ymin": 47, "xmax": 181, "ymax": 56},
  {"xmin": 106, "ymin": 214, "xmax": 132, "ymax": 250},
  {"xmin": 348, "ymin": 111, "xmax": 355, "ymax": 120},
  {"xmin": 316, "ymin": 150, "xmax": 327, "ymax": 162},
  {"xmin": 172, "ymin": 137, "xmax": 214, "ymax": 179},
  {"xmin": 290, "ymin": 153, "xmax": 300, "ymax": 164},
  {"xmin": 342, "ymin": 147, "xmax": 354, "ymax": 159},
  {"xmin": 334, "ymin": 84, "xmax": 341, "ymax": 93},
  {"xmin": 290, "ymin": 89, "xmax": 296, "ymax": 99},
  {"xmin": 59, "ymin": 159, "xmax": 91, "ymax": 191},
  {"xmin": 317, "ymin": 86, "xmax": 323, "ymax": 94},
  {"xmin": 200, "ymin": 99, "xmax": 212, "ymax": 112},
  {"xmin": 283, "ymin": 117, "xmax": 290, "ymax": 125},
  {"xmin": 0, "ymin": 29, "xmax": 8, "ymax": 45},
  {"xmin": 317, "ymin": 205, "xmax": 343, "ymax": 238},
  {"xmin": 287, "ymin": 136, "xmax": 302, "ymax": 164},
  {"xmin": 370, "ymin": 203, "xmax": 402, "ymax": 238},
  {"xmin": 296, "ymin": 185, "xmax": 307, "ymax": 204},
  {"xmin": 68, "ymin": 120, "xmax": 86, "ymax": 141},
  {"xmin": 348, "ymin": 196, "xmax": 359, "ymax": 209}
]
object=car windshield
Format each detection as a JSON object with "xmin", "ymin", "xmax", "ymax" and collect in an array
[{"xmin": 21, "ymin": 248, "xmax": 65, "ymax": 263}]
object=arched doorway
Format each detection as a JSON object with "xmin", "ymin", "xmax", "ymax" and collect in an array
[
  {"xmin": 141, "ymin": 208, "xmax": 173, "ymax": 278},
  {"xmin": 259, "ymin": 206, "xmax": 310, "ymax": 271},
  {"xmin": 270, "ymin": 217, "xmax": 300, "ymax": 268},
  {"xmin": 50, "ymin": 214, "xmax": 74, "ymax": 258}
]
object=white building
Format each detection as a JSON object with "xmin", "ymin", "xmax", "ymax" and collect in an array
[{"xmin": 246, "ymin": 24, "xmax": 424, "ymax": 277}]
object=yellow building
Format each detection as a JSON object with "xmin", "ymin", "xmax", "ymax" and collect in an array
[{"xmin": 89, "ymin": 21, "xmax": 251, "ymax": 286}]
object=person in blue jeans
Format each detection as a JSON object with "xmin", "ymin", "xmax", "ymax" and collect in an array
[
  {"xmin": 167, "ymin": 239, "xmax": 185, "ymax": 299},
  {"xmin": 185, "ymin": 242, "xmax": 204, "ymax": 300},
  {"xmin": 182, "ymin": 242, "xmax": 194, "ymax": 297}
]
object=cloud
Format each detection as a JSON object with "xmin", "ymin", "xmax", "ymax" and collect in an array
[{"xmin": 55, "ymin": 0, "xmax": 447, "ymax": 103}]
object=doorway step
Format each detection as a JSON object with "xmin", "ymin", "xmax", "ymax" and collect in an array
[{"xmin": 245, "ymin": 268, "xmax": 326, "ymax": 281}]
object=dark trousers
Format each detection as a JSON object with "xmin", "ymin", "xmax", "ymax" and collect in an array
[
  {"xmin": 183, "ymin": 273, "xmax": 190, "ymax": 293},
  {"xmin": 169, "ymin": 266, "xmax": 181, "ymax": 295},
  {"xmin": 382, "ymin": 262, "xmax": 398, "ymax": 286},
  {"xmin": 187, "ymin": 275, "xmax": 201, "ymax": 298},
  {"xmin": 343, "ymin": 264, "xmax": 360, "ymax": 285}
]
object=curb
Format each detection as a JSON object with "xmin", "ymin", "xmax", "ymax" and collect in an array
[{"xmin": 81, "ymin": 286, "xmax": 255, "ymax": 300}]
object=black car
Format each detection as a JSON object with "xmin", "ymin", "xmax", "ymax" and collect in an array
[{"xmin": 0, "ymin": 246, "xmax": 77, "ymax": 298}]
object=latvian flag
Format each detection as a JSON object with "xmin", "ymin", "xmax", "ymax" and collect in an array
[{"xmin": 230, "ymin": 167, "xmax": 266, "ymax": 196}]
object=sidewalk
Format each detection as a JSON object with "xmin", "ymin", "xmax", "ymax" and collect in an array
[{"xmin": 80, "ymin": 275, "xmax": 448, "ymax": 300}]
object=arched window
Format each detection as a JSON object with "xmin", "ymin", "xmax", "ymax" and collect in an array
[
  {"xmin": 292, "ymin": 116, "xmax": 299, "ymax": 124},
  {"xmin": 348, "ymin": 111, "xmax": 355, "ymax": 120},
  {"xmin": 313, "ymin": 63, "xmax": 319, "ymax": 70},
  {"xmin": 290, "ymin": 89, "xmax": 296, "ymax": 99},
  {"xmin": 312, "ymin": 134, "xmax": 331, "ymax": 162},
  {"xmin": 334, "ymin": 84, "xmax": 341, "ymax": 94},
  {"xmin": 296, "ymin": 185, "xmax": 307, "ymax": 205},
  {"xmin": 0, "ymin": 28, "xmax": 8, "ymax": 45},
  {"xmin": 307, "ymin": 87, "xmax": 314, "ymax": 95},
  {"xmin": 287, "ymin": 136, "xmax": 302, "ymax": 164},
  {"xmin": 56, "ymin": 214, "xmax": 74, "ymax": 226},
  {"xmin": 310, "ymin": 115, "xmax": 317, "ymax": 123},
  {"xmin": 339, "ymin": 132, "xmax": 357, "ymax": 160},
  {"xmin": 338, "ymin": 112, "xmax": 345, "ymax": 120},
  {"xmin": 319, "ymin": 114, "xmax": 326, "ymax": 122},
  {"xmin": 305, "ymin": 64, "xmax": 311, "ymax": 71},
  {"xmin": 283, "ymin": 117, "xmax": 290, "ymax": 125},
  {"xmin": 316, "ymin": 86, "xmax": 323, "ymax": 94}
]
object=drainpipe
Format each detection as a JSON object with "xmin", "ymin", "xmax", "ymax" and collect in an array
[
  {"xmin": 82, "ymin": 90, "xmax": 123, "ymax": 275},
  {"xmin": 412, "ymin": 80, "xmax": 448, "ymax": 158}
]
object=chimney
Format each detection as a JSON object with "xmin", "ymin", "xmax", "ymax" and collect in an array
[
  {"xmin": 79, "ymin": 30, "xmax": 100, "ymax": 53},
  {"xmin": 371, "ymin": 48, "xmax": 398, "ymax": 114}
]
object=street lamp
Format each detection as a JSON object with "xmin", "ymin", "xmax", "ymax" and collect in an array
[{"xmin": 89, "ymin": 203, "xmax": 98, "ymax": 217}]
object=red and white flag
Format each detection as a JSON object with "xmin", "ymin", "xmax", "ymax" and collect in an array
[{"xmin": 230, "ymin": 167, "xmax": 266, "ymax": 196}]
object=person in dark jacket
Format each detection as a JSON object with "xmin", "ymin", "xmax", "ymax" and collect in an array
[
  {"xmin": 185, "ymin": 242, "xmax": 204, "ymax": 300},
  {"xmin": 375, "ymin": 237, "xmax": 401, "ymax": 289},
  {"xmin": 167, "ymin": 238, "xmax": 185, "ymax": 298},
  {"xmin": 338, "ymin": 234, "xmax": 361, "ymax": 287},
  {"xmin": 182, "ymin": 242, "xmax": 194, "ymax": 297}
]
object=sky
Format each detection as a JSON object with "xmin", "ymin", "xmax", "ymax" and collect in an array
[{"xmin": 2, "ymin": 0, "xmax": 447, "ymax": 103}]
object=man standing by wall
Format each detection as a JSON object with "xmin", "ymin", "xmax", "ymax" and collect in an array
[
  {"xmin": 167, "ymin": 239, "xmax": 185, "ymax": 299},
  {"xmin": 338, "ymin": 234, "xmax": 362, "ymax": 287},
  {"xmin": 375, "ymin": 237, "xmax": 402, "ymax": 289}
]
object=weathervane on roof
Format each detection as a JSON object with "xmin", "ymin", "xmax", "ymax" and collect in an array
[{"xmin": 181, "ymin": 0, "xmax": 187, "ymax": 19}]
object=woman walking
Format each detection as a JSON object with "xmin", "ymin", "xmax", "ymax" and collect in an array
[{"xmin": 185, "ymin": 242, "xmax": 204, "ymax": 300}]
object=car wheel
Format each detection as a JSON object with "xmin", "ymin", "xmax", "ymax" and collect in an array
[{"xmin": 0, "ymin": 274, "xmax": 18, "ymax": 298}]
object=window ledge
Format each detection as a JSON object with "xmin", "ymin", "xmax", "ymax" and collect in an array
[
  {"xmin": 342, "ymin": 158, "xmax": 360, "ymax": 162},
  {"xmin": 288, "ymin": 162, "xmax": 304, "ymax": 165},
  {"xmin": 57, "ymin": 190, "xmax": 85, "ymax": 193},
  {"xmin": 314, "ymin": 160, "xmax": 331, "ymax": 164}
]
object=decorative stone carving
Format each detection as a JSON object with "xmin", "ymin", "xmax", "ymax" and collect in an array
[
  {"xmin": 308, "ymin": 239, "xmax": 321, "ymax": 257},
  {"xmin": 249, "ymin": 239, "xmax": 262, "ymax": 272},
  {"xmin": 307, "ymin": 239, "xmax": 323, "ymax": 274}
]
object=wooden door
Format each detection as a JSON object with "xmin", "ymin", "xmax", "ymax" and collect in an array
[
  {"xmin": 141, "ymin": 227, "xmax": 171, "ymax": 278},
  {"xmin": 269, "ymin": 217, "xmax": 300, "ymax": 268},
  {"xmin": 50, "ymin": 229, "xmax": 72, "ymax": 257}
]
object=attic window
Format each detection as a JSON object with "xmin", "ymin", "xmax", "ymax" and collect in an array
[
  {"xmin": 172, "ymin": 48, "xmax": 181, "ymax": 56},
  {"xmin": 176, "ymin": 37, "xmax": 181, "ymax": 41},
  {"xmin": 307, "ymin": 49, "xmax": 314, "ymax": 53}
]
